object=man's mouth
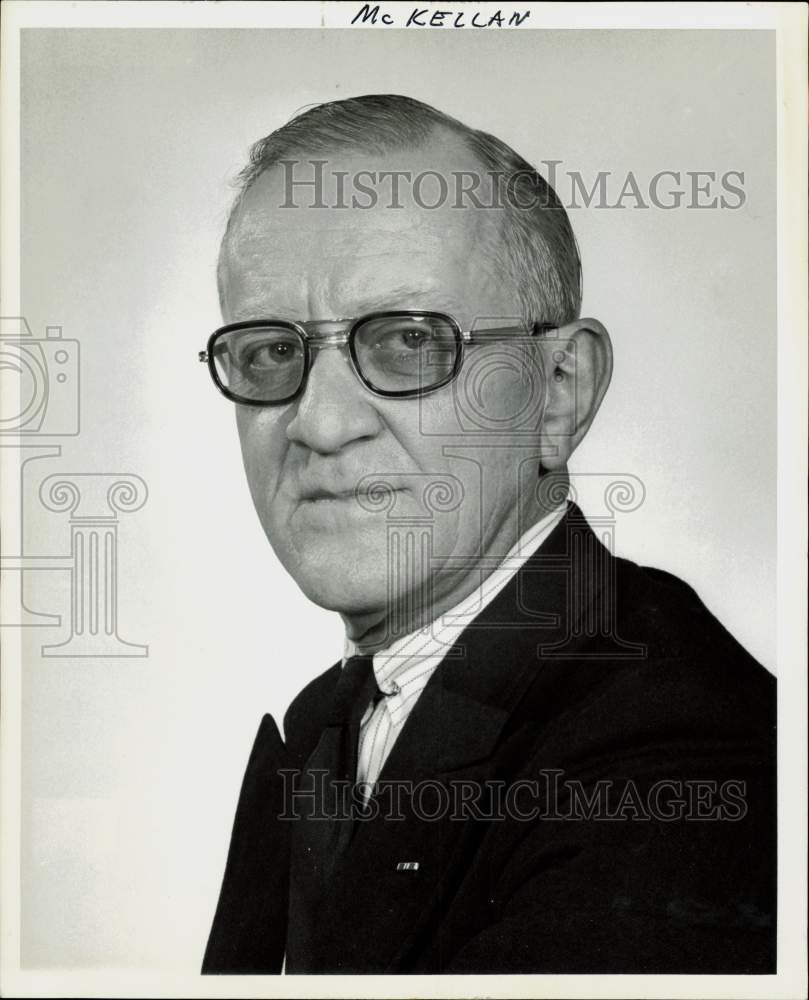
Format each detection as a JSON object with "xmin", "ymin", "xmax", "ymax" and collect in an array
[
  {"xmin": 300, "ymin": 488, "xmax": 357, "ymax": 502},
  {"xmin": 298, "ymin": 484, "xmax": 406, "ymax": 505}
]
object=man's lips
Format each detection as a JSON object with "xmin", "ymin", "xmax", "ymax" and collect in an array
[
  {"xmin": 301, "ymin": 488, "xmax": 359, "ymax": 502},
  {"xmin": 299, "ymin": 486, "xmax": 404, "ymax": 502}
]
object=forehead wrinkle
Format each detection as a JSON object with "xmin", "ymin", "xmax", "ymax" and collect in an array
[
  {"xmin": 223, "ymin": 219, "xmax": 447, "ymax": 299},
  {"xmin": 221, "ymin": 161, "xmax": 513, "ymax": 323},
  {"xmin": 232, "ymin": 280, "xmax": 469, "ymax": 323},
  {"xmin": 227, "ymin": 171, "xmax": 496, "ymax": 248},
  {"xmin": 228, "ymin": 235, "xmax": 469, "ymax": 292}
]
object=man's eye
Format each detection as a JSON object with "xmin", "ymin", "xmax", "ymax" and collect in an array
[
  {"xmin": 244, "ymin": 340, "xmax": 301, "ymax": 368},
  {"xmin": 399, "ymin": 328, "xmax": 430, "ymax": 349},
  {"xmin": 374, "ymin": 326, "xmax": 432, "ymax": 351}
]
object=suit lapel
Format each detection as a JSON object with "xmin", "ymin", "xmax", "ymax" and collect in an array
[
  {"xmin": 378, "ymin": 503, "xmax": 611, "ymax": 776},
  {"xmin": 293, "ymin": 504, "xmax": 619, "ymax": 971},
  {"xmin": 203, "ymin": 714, "xmax": 291, "ymax": 973}
]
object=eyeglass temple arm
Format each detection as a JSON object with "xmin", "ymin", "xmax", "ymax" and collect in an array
[
  {"xmin": 462, "ymin": 321, "xmax": 557, "ymax": 342},
  {"xmin": 199, "ymin": 341, "xmax": 232, "ymax": 364}
]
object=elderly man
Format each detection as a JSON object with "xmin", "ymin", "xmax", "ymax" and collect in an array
[{"xmin": 200, "ymin": 95, "xmax": 775, "ymax": 974}]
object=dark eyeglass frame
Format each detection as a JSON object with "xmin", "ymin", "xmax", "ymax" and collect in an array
[{"xmin": 198, "ymin": 310, "xmax": 557, "ymax": 406}]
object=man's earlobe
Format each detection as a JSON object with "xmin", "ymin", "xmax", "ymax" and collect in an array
[{"xmin": 539, "ymin": 318, "xmax": 613, "ymax": 470}]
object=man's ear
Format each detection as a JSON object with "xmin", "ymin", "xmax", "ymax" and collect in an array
[{"xmin": 538, "ymin": 318, "xmax": 613, "ymax": 470}]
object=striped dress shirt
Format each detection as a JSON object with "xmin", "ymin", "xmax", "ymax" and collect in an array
[{"xmin": 344, "ymin": 500, "xmax": 569, "ymax": 793}]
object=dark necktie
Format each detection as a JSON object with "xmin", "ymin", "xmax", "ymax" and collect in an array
[
  {"xmin": 286, "ymin": 655, "xmax": 383, "ymax": 970},
  {"xmin": 331, "ymin": 653, "xmax": 383, "ymax": 777},
  {"xmin": 294, "ymin": 655, "xmax": 383, "ymax": 872}
]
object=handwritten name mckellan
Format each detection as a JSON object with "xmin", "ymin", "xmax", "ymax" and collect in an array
[{"xmin": 351, "ymin": 5, "xmax": 531, "ymax": 28}]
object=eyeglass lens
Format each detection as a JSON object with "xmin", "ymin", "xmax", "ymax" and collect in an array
[{"xmin": 212, "ymin": 314, "xmax": 459, "ymax": 402}]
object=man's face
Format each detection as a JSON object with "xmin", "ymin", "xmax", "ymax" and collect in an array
[{"xmin": 219, "ymin": 140, "xmax": 550, "ymax": 631}]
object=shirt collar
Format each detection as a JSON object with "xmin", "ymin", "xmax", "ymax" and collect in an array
[{"xmin": 343, "ymin": 498, "xmax": 569, "ymax": 689}]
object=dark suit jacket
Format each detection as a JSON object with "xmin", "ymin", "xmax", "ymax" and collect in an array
[{"xmin": 202, "ymin": 504, "xmax": 776, "ymax": 974}]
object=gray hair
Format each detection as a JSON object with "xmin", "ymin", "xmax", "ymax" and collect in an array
[{"xmin": 219, "ymin": 94, "xmax": 581, "ymax": 326}]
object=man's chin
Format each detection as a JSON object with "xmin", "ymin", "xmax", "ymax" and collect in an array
[
  {"xmin": 274, "ymin": 541, "xmax": 393, "ymax": 616},
  {"xmin": 295, "ymin": 574, "xmax": 388, "ymax": 618},
  {"xmin": 267, "ymin": 517, "xmax": 436, "ymax": 620}
]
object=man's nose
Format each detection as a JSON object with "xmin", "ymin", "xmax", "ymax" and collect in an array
[{"xmin": 285, "ymin": 346, "xmax": 382, "ymax": 453}]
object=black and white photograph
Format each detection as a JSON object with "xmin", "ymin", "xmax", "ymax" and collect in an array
[{"xmin": 1, "ymin": 2, "xmax": 806, "ymax": 997}]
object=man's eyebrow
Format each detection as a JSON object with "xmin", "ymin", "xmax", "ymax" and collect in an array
[{"xmin": 350, "ymin": 287, "xmax": 465, "ymax": 315}]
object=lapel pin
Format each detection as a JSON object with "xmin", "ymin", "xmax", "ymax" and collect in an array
[{"xmin": 396, "ymin": 861, "xmax": 420, "ymax": 871}]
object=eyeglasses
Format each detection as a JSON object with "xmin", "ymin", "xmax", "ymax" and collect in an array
[{"xmin": 199, "ymin": 311, "xmax": 556, "ymax": 406}]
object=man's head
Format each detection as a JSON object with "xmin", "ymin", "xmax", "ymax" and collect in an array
[{"xmin": 215, "ymin": 95, "xmax": 612, "ymax": 644}]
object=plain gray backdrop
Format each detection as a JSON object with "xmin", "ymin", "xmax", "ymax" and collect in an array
[{"xmin": 19, "ymin": 27, "xmax": 774, "ymax": 970}]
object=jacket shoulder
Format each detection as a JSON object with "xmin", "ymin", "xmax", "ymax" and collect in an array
[
  {"xmin": 560, "ymin": 552, "xmax": 775, "ymax": 746},
  {"xmin": 508, "ymin": 548, "xmax": 775, "ymax": 761},
  {"xmin": 282, "ymin": 661, "xmax": 341, "ymax": 760},
  {"xmin": 615, "ymin": 555, "xmax": 773, "ymax": 685}
]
